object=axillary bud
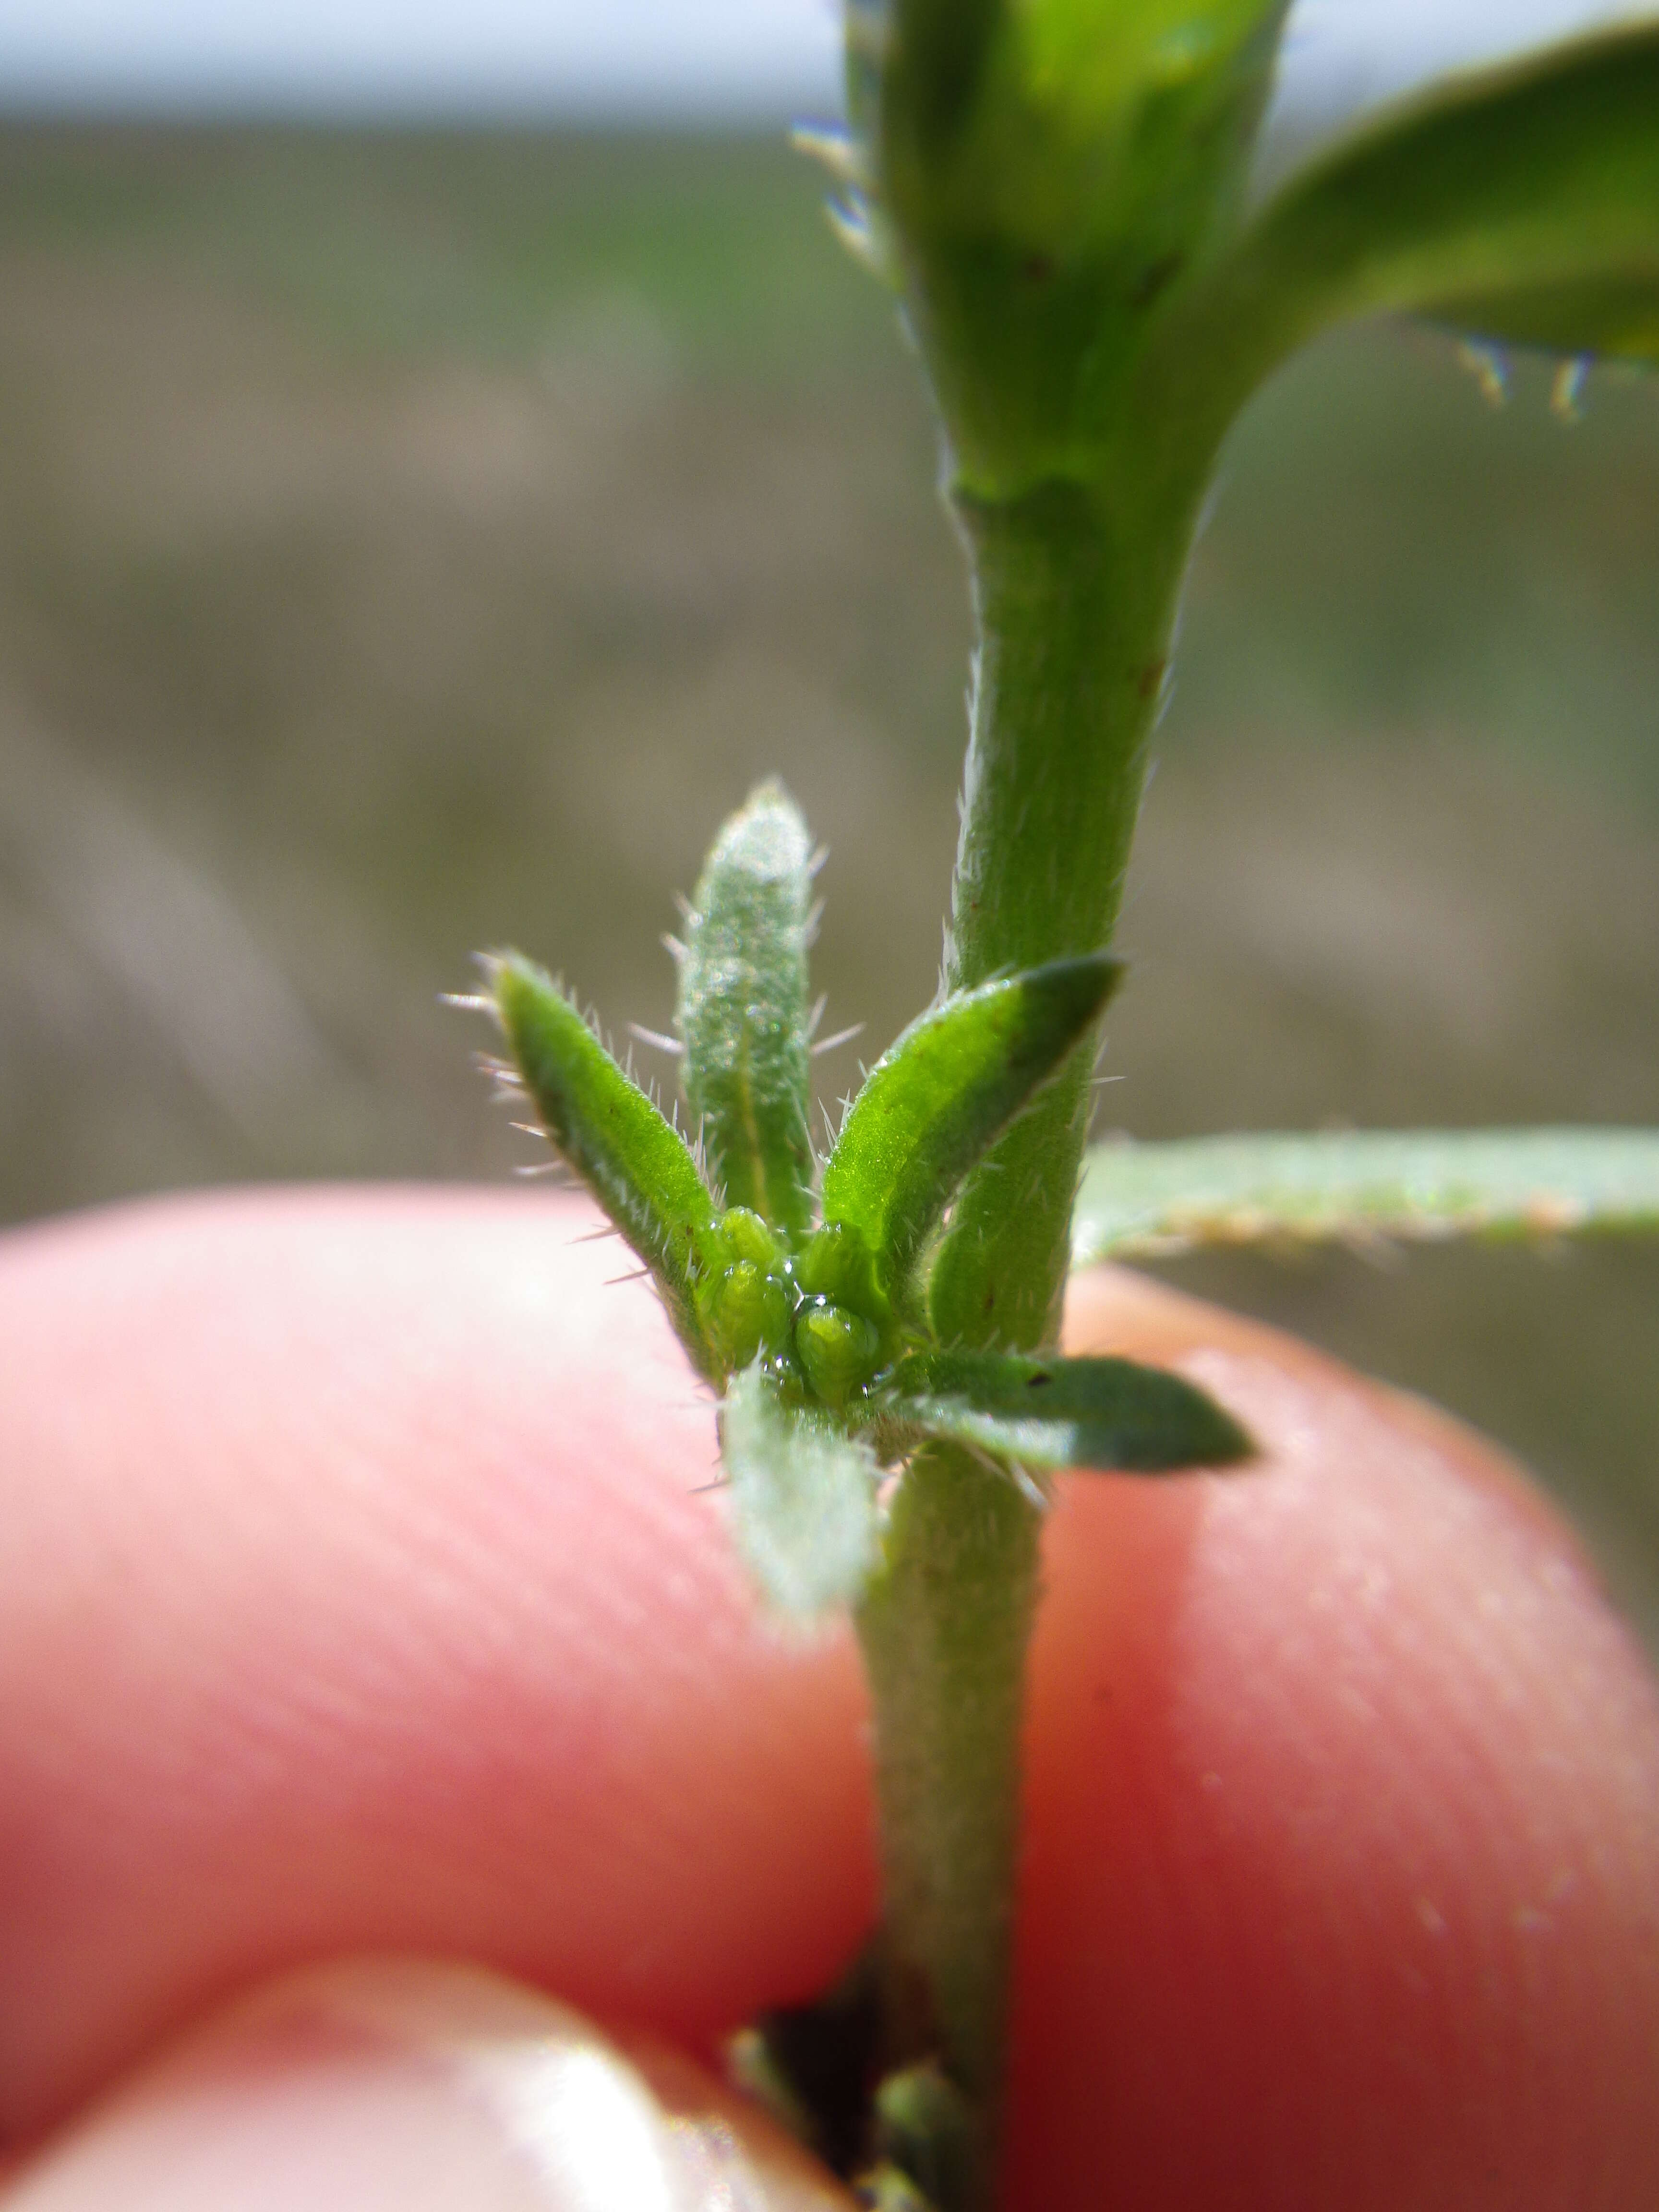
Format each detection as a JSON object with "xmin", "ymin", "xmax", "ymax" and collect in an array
[
  {"xmin": 795, "ymin": 1219, "xmax": 888, "ymax": 1323},
  {"xmin": 794, "ymin": 1297, "xmax": 884, "ymax": 1406},
  {"xmin": 700, "ymin": 1208, "xmax": 792, "ymax": 1371}
]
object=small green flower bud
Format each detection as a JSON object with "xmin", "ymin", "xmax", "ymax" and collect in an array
[
  {"xmin": 720, "ymin": 1206, "xmax": 781, "ymax": 1270},
  {"xmin": 795, "ymin": 1220, "xmax": 888, "ymax": 1323},
  {"xmin": 703, "ymin": 1260, "xmax": 793, "ymax": 1373},
  {"xmin": 794, "ymin": 1297, "xmax": 884, "ymax": 1406}
]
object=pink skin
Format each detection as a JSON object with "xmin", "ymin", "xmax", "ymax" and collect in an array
[{"xmin": 0, "ymin": 1186, "xmax": 1655, "ymax": 2208}]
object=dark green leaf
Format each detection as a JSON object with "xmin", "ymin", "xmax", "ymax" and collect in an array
[
  {"xmin": 720, "ymin": 1363, "xmax": 881, "ymax": 1620},
  {"xmin": 870, "ymin": 1346, "xmax": 1250, "ymax": 1472},
  {"xmin": 677, "ymin": 780, "xmax": 817, "ymax": 1240},
  {"xmin": 1193, "ymin": 21, "xmax": 1659, "ymax": 403},
  {"xmin": 821, "ymin": 955, "xmax": 1122, "ymax": 1300},
  {"xmin": 492, "ymin": 952, "xmax": 725, "ymax": 1378},
  {"xmin": 1073, "ymin": 1127, "xmax": 1659, "ymax": 1262}
]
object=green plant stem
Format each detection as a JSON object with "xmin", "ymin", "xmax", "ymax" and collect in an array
[
  {"xmin": 858, "ymin": 464, "xmax": 1207, "ymax": 2190},
  {"xmin": 948, "ymin": 478, "xmax": 1178, "ymax": 984},
  {"xmin": 930, "ymin": 471, "xmax": 1204, "ymax": 1349},
  {"xmin": 856, "ymin": 1439, "xmax": 1040, "ymax": 2196}
]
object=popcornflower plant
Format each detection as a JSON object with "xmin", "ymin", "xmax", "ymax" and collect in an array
[{"xmin": 475, "ymin": 5, "xmax": 1659, "ymax": 2206}]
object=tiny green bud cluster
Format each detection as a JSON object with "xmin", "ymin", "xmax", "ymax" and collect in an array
[
  {"xmin": 492, "ymin": 782, "xmax": 1126, "ymax": 1432},
  {"xmin": 488, "ymin": 780, "xmax": 1144, "ymax": 1491},
  {"xmin": 698, "ymin": 1207, "xmax": 896, "ymax": 1408},
  {"xmin": 485, "ymin": 783, "xmax": 1239, "ymax": 1642}
]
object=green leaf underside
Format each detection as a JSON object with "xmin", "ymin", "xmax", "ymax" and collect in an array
[
  {"xmin": 1200, "ymin": 20, "xmax": 1659, "ymax": 396},
  {"xmin": 873, "ymin": 1347, "xmax": 1250, "ymax": 1473},
  {"xmin": 679, "ymin": 780, "xmax": 817, "ymax": 1240},
  {"xmin": 720, "ymin": 1363, "xmax": 881, "ymax": 1621},
  {"xmin": 492, "ymin": 953, "xmax": 723, "ymax": 1376},
  {"xmin": 1073, "ymin": 1128, "xmax": 1659, "ymax": 1263},
  {"xmin": 821, "ymin": 956, "xmax": 1122, "ymax": 1297},
  {"xmin": 874, "ymin": 0, "xmax": 1292, "ymax": 223}
]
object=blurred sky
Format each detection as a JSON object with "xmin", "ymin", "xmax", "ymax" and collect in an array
[{"xmin": 0, "ymin": 0, "xmax": 1652, "ymax": 122}]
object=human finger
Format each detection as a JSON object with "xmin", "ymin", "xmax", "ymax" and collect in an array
[
  {"xmin": 0, "ymin": 1957, "xmax": 855, "ymax": 2210},
  {"xmin": 2, "ymin": 1189, "xmax": 1656, "ymax": 2210},
  {"xmin": 0, "ymin": 1187, "xmax": 875, "ymax": 2146},
  {"xmin": 1006, "ymin": 1265, "xmax": 1659, "ymax": 2210}
]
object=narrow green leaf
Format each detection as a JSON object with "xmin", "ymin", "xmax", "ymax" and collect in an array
[
  {"xmin": 870, "ymin": 1346, "xmax": 1250, "ymax": 1472},
  {"xmin": 492, "ymin": 952, "xmax": 725, "ymax": 1377},
  {"xmin": 678, "ymin": 780, "xmax": 816, "ymax": 1240},
  {"xmin": 821, "ymin": 955, "xmax": 1122, "ymax": 1300},
  {"xmin": 1073, "ymin": 1128, "xmax": 1659, "ymax": 1263},
  {"xmin": 720, "ymin": 1363, "xmax": 881, "ymax": 1621},
  {"xmin": 1188, "ymin": 21, "xmax": 1659, "ymax": 405}
]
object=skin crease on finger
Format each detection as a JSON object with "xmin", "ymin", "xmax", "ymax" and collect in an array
[{"xmin": 0, "ymin": 1188, "xmax": 1655, "ymax": 2211}]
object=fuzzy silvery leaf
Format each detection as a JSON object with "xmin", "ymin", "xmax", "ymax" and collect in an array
[
  {"xmin": 677, "ymin": 780, "xmax": 817, "ymax": 1240},
  {"xmin": 1073, "ymin": 1127, "xmax": 1659, "ymax": 1261},
  {"xmin": 720, "ymin": 1363, "xmax": 882, "ymax": 1621}
]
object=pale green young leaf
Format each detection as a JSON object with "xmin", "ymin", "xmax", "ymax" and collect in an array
[
  {"xmin": 869, "ymin": 1346, "xmax": 1251, "ymax": 1472},
  {"xmin": 856, "ymin": 0, "xmax": 1294, "ymax": 492},
  {"xmin": 678, "ymin": 780, "xmax": 817, "ymax": 1240},
  {"xmin": 1184, "ymin": 20, "xmax": 1659, "ymax": 410},
  {"xmin": 821, "ymin": 955, "xmax": 1122, "ymax": 1300},
  {"xmin": 720, "ymin": 1362, "xmax": 881, "ymax": 1621},
  {"xmin": 492, "ymin": 952, "xmax": 725, "ymax": 1379},
  {"xmin": 1073, "ymin": 1128, "xmax": 1659, "ymax": 1263}
]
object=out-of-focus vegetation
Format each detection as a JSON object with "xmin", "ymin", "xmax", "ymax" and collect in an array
[{"xmin": 0, "ymin": 124, "xmax": 1654, "ymax": 1636}]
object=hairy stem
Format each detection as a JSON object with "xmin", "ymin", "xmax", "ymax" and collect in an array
[
  {"xmin": 931, "ymin": 472, "xmax": 1204, "ymax": 1351},
  {"xmin": 950, "ymin": 478, "xmax": 1180, "ymax": 986},
  {"xmin": 856, "ymin": 1440, "xmax": 1039, "ymax": 2199},
  {"xmin": 860, "ymin": 463, "xmax": 1207, "ymax": 2187}
]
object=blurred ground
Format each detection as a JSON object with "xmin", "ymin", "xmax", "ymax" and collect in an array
[{"xmin": 0, "ymin": 124, "xmax": 1655, "ymax": 1637}]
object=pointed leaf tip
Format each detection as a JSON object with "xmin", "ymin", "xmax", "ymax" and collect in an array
[
  {"xmin": 821, "ymin": 953, "xmax": 1123, "ymax": 1302},
  {"xmin": 492, "ymin": 951, "xmax": 725, "ymax": 1377},
  {"xmin": 871, "ymin": 1346, "xmax": 1251, "ymax": 1474},
  {"xmin": 678, "ymin": 782, "xmax": 817, "ymax": 1239}
]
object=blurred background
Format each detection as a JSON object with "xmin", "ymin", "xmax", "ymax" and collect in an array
[{"xmin": 0, "ymin": 1, "xmax": 1656, "ymax": 1640}]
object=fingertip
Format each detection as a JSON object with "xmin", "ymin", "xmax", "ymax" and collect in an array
[
  {"xmin": 10, "ymin": 1201, "xmax": 1658, "ymax": 2207},
  {"xmin": 0, "ymin": 1189, "xmax": 876, "ymax": 2138},
  {"xmin": 1007, "ymin": 1268, "xmax": 1659, "ymax": 2210},
  {"xmin": 0, "ymin": 1959, "xmax": 856, "ymax": 2212}
]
